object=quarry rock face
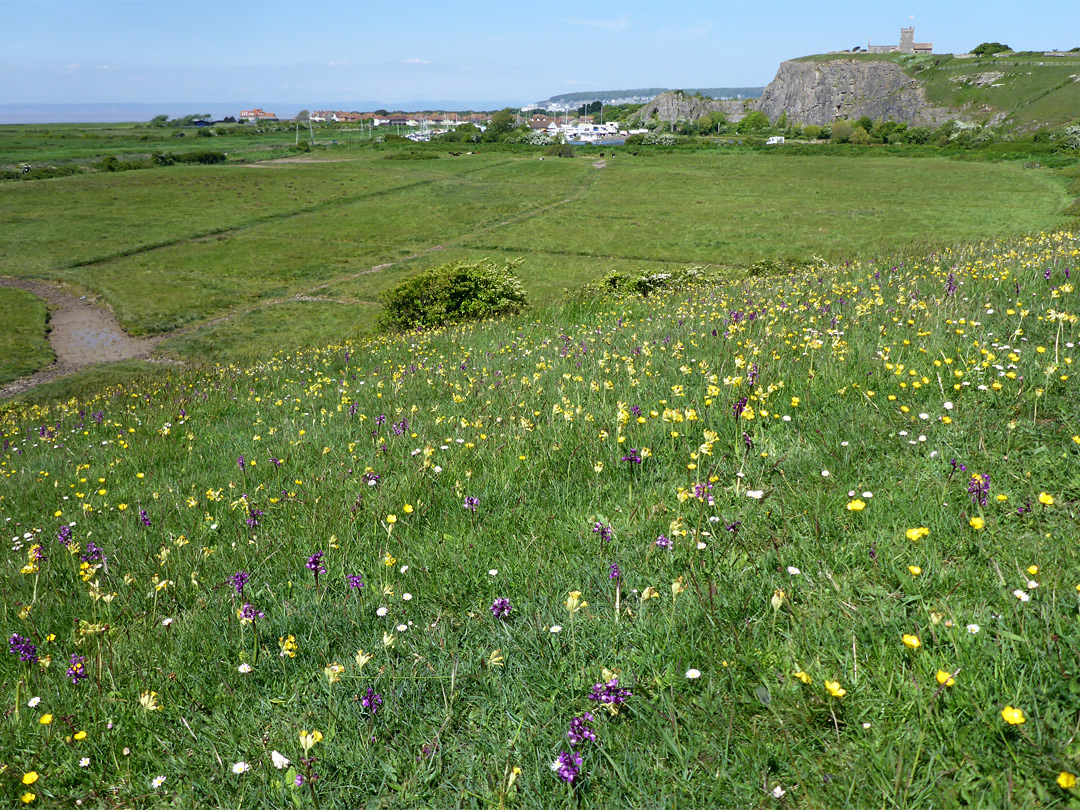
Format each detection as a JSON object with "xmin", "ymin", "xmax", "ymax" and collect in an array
[
  {"xmin": 755, "ymin": 59, "xmax": 960, "ymax": 126},
  {"xmin": 630, "ymin": 92, "xmax": 749, "ymax": 124}
]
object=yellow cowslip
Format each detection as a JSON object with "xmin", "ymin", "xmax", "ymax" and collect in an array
[
  {"xmin": 905, "ymin": 527, "xmax": 930, "ymax": 541},
  {"xmin": 21, "ymin": 793, "xmax": 35, "ymax": 805},
  {"xmin": 299, "ymin": 729, "xmax": 323, "ymax": 754},
  {"xmin": 902, "ymin": 634, "xmax": 921, "ymax": 649},
  {"xmin": 565, "ymin": 591, "xmax": 587, "ymax": 612},
  {"xmin": 969, "ymin": 516, "xmax": 985, "ymax": 530},
  {"xmin": 1058, "ymin": 772, "xmax": 1077, "ymax": 789},
  {"xmin": 671, "ymin": 577, "xmax": 687, "ymax": 600},
  {"xmin": 1001, "ymin": 705, "xmax": 1026, "ymax": 725},
  {"xmin": 21, "ymin": 773, "xmax": 38, "ymax": 785},
  {"xmin": 846, "ymin": 499, "xmax": 866, "ymax": 512},
  {"xmin": 1039, "ymin": 492, "xmax": 1055, "ymax": 506},
  {"xmin": 908, "ymin": 565, "xmax": 922, "ymax": 576},
  {"xmin": 936, "ymin": 670, "xmax": 956, "ymax": 687},
  {"xmin": 793, "ymin": 671, "xmax": 811, "ymax": 685}
]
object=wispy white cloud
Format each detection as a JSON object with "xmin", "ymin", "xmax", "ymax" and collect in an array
[
  {"xmin": 404, "ymin": 58, "xmax": 430, "ymax": 65},
  {"xmin": 564, "ymin": 17, "xmax": 628, "ymax": 34}
]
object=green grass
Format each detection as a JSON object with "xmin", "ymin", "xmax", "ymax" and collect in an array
[
  {"xmin": 1, "ymin": 149, "xmax": 1071, "ymax": 359},
  {"xmin": 2, "ymin": 230, "xmax": 1080, "ymax": 807},
  {"xmin": 0, "ymin": 287, "xmax": 52, "ymax": 384},
  {"xmin": 156, "ymin": 301, "xmax": 383, "ymax": 364},
  {"xmin": 0, "ymin": 122, "xmax": 330, "ymax": 167}
]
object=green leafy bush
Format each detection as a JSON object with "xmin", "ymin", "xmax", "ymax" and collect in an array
[
  {"xmin": 574, "ymin": 265, "xmax": 722, "ymax": 299},
  {"xmin": 545, "ymin": 143, "xmax": 575, "ymax": 157},
  {"xmin": 378, "ymin": 258, "xmax": 527, "ymax": 332},
  {"xmin": 169, "ymin": 150, "xmax": 227, "ymax": 165},
  {"xmin": 831, "ymin": 121, "xmax": 854, "ymax": 143},
  {"xmin": 849, "ymin": 126, "xmax": 872, "ymax": 145}
]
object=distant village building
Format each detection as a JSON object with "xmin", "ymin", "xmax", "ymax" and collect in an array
[
  {"xmin": 239, "ymin": 108, "xmax": 277, "ymax": 121},
  {"xmin": 867, "ymin": 26, "xmax": 932, "ymax": 55}
]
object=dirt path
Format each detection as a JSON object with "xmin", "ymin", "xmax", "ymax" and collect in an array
[{"xmin": 0, "ymin": 278, "xmax": 167, "ymax": 400}]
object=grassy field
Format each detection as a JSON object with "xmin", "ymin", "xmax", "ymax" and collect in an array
[
  {"xmin": 1, "ymin": 229, "xmax": 1079, "ymax": 808},
  {"xmin": 0, "ymin": 147, "xmax": 1072, "ymax": 372},
  {"xmin": 0, "ymin": 287, "xmax": 52, "ymax": 385},
  {"xmin": 0, "ymin": 122, "xmax": 333, "ymax": 167}
]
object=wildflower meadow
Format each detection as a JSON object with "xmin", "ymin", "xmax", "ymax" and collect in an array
[{"xmin": 2, "ymin": 230, "xmax": 1079, "ymax": 807}]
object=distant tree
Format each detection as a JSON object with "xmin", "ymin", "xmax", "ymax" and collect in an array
[
  {"xmin": 802, "ymin": 124, "xmax": 823, "ymax": 140},
  {"xmin": 296, "ymin": 109, "xmax": 310, "ymax": 121},
  {"xmin": 776, "ymin": 111, "xmax": 788, "ymax": 130},
  {"xmin": 693, "ymin": 111, "xmax": 727, "ymax": 135},
  {"xmin": 906, "ymin": 126, "xmax": 932, "ymax": 144},
  {"xmin": 734, "ymin": 110, "xmax": 769, "ymax": 133},
  {"xmin": 222, "ymin": 116, "xmax": 237, "ymax": 124},
  {"xmin": 576, "ymin": 101, "xmax": 602, "ymax": 117},
  {"xmin": 855, "ymin": 115, "xmax": 874, "ymax": 132},
  {"xmin": 972, "ymin": 42, "xmax": 1011, "ymax": 56},
  {"xmin": 150, "ymin": 115, "xmax": 169, "ymax": 127},
  {"xmin": 830, "ymin": 120, "xmax": 854, "ymax": 143},
  {"xmin": 374, "ymin": 109, "xmax": 389, "ymax": 116},
  {"xmin": 484, "ymin": 108, "xmax": 517, "ymax": 142},
  {"xmin": 848, "ymin": 126, "xmax": 872, "ymax": 145}
]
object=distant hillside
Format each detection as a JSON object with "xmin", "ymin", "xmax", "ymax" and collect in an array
[
  {"xmin": 629, "ymin": 91, "xmax": 751, "ymax": 124},
  {"xmin": 544, "ymin": 87, "xmax": 763, "ymax": 105},
  {"xmin": 762, "ymin": 51, "xmax": 1080, "ymax": 129}
]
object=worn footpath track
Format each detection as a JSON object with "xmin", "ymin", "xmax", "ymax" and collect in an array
[{"xmin": 0, "ymin": 156, "xmax": 609, "ymax": 401}]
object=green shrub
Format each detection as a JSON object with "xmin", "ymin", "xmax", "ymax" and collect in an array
[
  {"xmin": 802, "ymin": 125, "xmax": 823, "ymax": 140},
  {"xmin": 378, "ymin": 258, "xmax": 527, "ymax": 332},
  {"xmin": 574, "ymin": 265, "xmax": 722, "ymax": 299},
  {"xmin": 831, "ymin": 121, "xmax": 854, "ymax": 143},
  {"xmin": 170, "ymin": 151, "xmax": 227, "ymax": 164},
  {"xmin": 849, "ymin": 126, "xmax": 872, "ymax": 145},
  {"xmin": 545, "ymin": 143, "xmax": 575, "ymax": 158}
]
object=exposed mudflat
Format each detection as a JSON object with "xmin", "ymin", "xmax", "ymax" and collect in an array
[{"xmin": 0, "ymin": 278, "xmax": 165, "ymax": 400}]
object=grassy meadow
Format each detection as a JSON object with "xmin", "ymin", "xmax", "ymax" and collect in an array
[
  {"xmin": 0, "ymin": 145, "xmax": 1073, "ymax": 376},
  {"xmin": 0, "ymin": 287, "xmax": 52, "ymax": 385},
  {"xmin": 2, "ymin": 225, "xmax": 1080, "ymax": 807}
]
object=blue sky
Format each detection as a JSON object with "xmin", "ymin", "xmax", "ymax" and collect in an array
[{"xmin": 4, "ymin": 0, "xmax": 1078, "ymax": 110}]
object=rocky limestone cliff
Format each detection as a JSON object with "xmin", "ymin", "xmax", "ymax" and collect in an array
[
  {"xmin": 630, "ymin": 91, "xmax": 749, "ymax": 125},
  {"xmin": 755, "ymin": 59, "xmax": 962, "ymax": 127}
]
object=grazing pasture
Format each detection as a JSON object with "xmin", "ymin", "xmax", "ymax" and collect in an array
[{"xmin": 0, "ymin": 146, "xmax": 1070, "ymax": 375}]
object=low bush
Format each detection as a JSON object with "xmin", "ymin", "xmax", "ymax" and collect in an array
[
  {"xmin": 545, "ymin": 143, "xmax": 576, "ymax": 158},
  {"xmin": 574, "ymin": 265, "xmax": 723, "ymax": 299},
  {"xmin": 170, "ymin": 150, "xmax": 227, "ymax": 165},
  {"xmin": 378, "ymin": 258, "xmax": 527, "ymax": 332}
]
